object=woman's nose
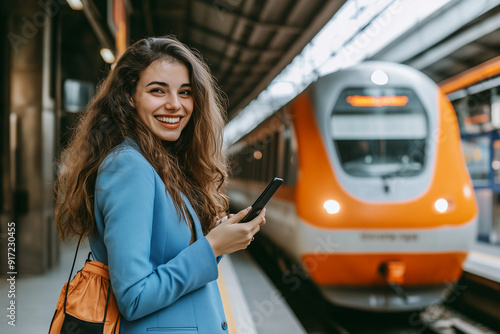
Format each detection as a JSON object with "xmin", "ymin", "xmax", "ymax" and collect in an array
[{"xmin": 165, "ymin": 94, "xmax": 181, "ymax": 110}]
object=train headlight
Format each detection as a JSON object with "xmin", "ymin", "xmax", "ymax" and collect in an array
[
  {"xmin": 324, "ymin": 200, "xmax": 340, "ymax": 214},
  {"xmin": 371, "ymin": 70, "xmax": 389, "ymax": 85},
  {"xmin": 434, "ymin": 198, "xmax": 448, "ymax": 213}
]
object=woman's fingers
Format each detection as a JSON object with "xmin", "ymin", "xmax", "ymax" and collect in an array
[
  {"xmin": 226, "ymin": 207, "xmax": 251, "ymax": 224},
  {"xmin": 248, "ymin": 208, "xmax": 265, "ymax": 237},
  {"xmin": 206, "ymin": 207, "xmax": 267, "ymax": 256},
  {"xmin": 250, "ymin": 208, "xmax": 266, "ymax": 226},
  {"xmin": 257, "ymin": 208, "xmax": 266, "ymax": 226}
]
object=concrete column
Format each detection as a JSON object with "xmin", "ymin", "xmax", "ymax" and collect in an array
[{"xmin": 1, "ymin": 0, "xmax": 60, "ymax": 274}]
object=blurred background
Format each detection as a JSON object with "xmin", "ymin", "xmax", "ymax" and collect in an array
[{"xmin": 1, "ymin": 0, "xmax": 500, "ymax": 333}]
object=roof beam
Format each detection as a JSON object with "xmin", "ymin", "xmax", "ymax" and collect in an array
[
  {"xmin": 470, "ymin": 40, "xmax": 500, "ymax": 55},
  {"xmin": 81, "ymin": 0, "xmax": 114, "ymax": 49},
  {"xmin": 191, "ymin": 23, "xmax": 286, "ymax": 59},
  {"xmin": 142, "ymin": 0, "xmax": 154, "ymax": 36},
  {"xmin": 190, "ymin": 23, "xmax": 286, "ymax": 56},
  {"xmin": 409, "ymin": 9, "xmax": 500, "ymax": 70},
  {"xmin": 369, "ymin": 0, "xmax": 500, "ymax": 64},
  {"xmin": 230, "ymin": 0, "xmax": 346, "ymax": 117},
  {"xmin": 194, "ymin": 0, "xmax": 303, "ymax": 33}
]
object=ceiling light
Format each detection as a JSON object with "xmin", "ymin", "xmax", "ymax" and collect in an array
[
  {"xmin": 253, "ymin": 151, "xmax": 262, "ymax": 159},
  {"xmin": 100, "ymin": 48, "xmax": 116, "ymax": 64},
  {"xmin": 67, "ymin": 0, "xmax": 84, "ymax": 10}
]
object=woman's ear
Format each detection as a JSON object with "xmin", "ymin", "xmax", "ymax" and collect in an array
[{"xmin": 129, "ymin": 95, "xmax": 135, "ymax": 108}]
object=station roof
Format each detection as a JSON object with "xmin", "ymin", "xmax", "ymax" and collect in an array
[
  {"xmin": 370, "ymin": 0, "xmax": 500, "ymax": 85},
  {"xmin": 82, "ymin": 0, "xmax": 500, "ymax": 127},
  {"xmin": 126, "ymin": 0, "xmax": 346, "ymax": 120}
]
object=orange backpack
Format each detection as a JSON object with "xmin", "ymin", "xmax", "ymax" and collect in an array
[{"xmin": 49, "ymin": 236, "xmax": 121, "ymax": 334}]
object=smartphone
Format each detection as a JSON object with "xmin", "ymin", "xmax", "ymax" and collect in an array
[{"xmin": 239, "ymin": 177, "xmax": 284, "ymax": 223}]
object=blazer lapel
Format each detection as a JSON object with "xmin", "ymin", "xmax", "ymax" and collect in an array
[{"xmin": 181, "ymin": 193, "xmax": 203, "ymax": 240}]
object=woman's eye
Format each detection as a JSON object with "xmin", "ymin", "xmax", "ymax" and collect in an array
[
  {"xmin": 150, "ymin": 88, "xmax": 164, "ymax": 94},
  {"xmin": 180, "ymin": 90, "xmax": 192, "ymax": 96}
]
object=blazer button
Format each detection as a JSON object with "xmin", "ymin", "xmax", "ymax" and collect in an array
[{"xmin": 221, "ymin": 321, "xmax": 228, "ymax": 330}]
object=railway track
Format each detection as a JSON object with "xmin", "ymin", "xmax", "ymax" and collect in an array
[{"xmin": 420, "ymin": 305, "xmax": 498, "ymax": 334}]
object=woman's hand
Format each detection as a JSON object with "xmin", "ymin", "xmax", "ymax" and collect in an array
[{"xmin": 206, "ymin": 207, "xmax": 266, "ymax": 257}]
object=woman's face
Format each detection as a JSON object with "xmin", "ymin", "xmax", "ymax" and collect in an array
[{"xmin": 132, "ymin": 59, "xmax": 194, "ymax": 142}]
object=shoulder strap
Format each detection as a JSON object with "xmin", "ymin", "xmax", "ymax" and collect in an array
[
  {"xmin": 63, "ymin": 234, "xmax": 83, "ymax": 314},
  {"xmin": 63, "ymin": 235, "xmax": 113, "ymax": 323}
]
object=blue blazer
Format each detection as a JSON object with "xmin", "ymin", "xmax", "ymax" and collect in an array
[{"xmin": 89, "ymin": 140, "xmax": 228, "ymax": 334}]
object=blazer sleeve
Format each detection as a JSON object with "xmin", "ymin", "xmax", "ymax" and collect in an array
[{"xmin": 95, "ymin": 149, "xmax": 219, "ymax": 321}]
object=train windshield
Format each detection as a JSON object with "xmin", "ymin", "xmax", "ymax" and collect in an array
[{"xmin": 331, "ymin": 88, "xmax": 428, "ymax": 177}]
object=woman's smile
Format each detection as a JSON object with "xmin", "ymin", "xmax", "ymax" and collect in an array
[{"xmin": 154, "ymin": 115, "xmax": 184, "ymax": 129}]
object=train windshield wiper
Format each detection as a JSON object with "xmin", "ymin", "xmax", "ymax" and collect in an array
[{"xmin": 380, "ymin": 164, "xmax": 405, "ymax": 193}]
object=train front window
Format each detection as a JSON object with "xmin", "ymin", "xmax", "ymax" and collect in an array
[{"xmin": 330, "ymin": 88, "xmax": 428, "ymax": 177}]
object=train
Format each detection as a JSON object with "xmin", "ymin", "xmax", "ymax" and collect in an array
[{"xmin": 225, "ymin": 61, "xmax": 478, "ymax": 311}]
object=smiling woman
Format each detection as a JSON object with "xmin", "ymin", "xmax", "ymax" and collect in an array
[
  {"xmin": 54, "ymin": 36, "xmax": 266, "ymax": 333},
  {"xmin": 131, "ymin": 60, "xmax": 194, "ymax": 141}
]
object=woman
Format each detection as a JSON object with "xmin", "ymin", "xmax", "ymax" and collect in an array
[{"xmin": 55, "ymin": 36, "xmax": 266, "ymax": 333}]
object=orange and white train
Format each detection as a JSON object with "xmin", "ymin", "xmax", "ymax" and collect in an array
[{"xmin": 226, "ymin": 61, "xmax": 478, "ymax": 311}]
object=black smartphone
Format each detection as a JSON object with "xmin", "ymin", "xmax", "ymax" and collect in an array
[{"xmin": 239, "ymin": 177, "xmax": 284, "ymax": 223}]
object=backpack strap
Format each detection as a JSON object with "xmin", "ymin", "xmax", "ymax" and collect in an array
[
  {"xmin": 103, "ymin": 280, "xmax": 112, "ymax": 322},
  {"xmin": 63, "ymin": 234, "xmax": 83, "ymax": 314},
  {"xmin": 63, "ymin": 235, "xmax": 114, "ymax": 324}
]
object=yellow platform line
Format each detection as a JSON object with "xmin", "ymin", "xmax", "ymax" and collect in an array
[
  {"xmin": 468, "ymin": 250, "xmax": 500, "ymax": 267},
  {"xmin": 218, "ymin": 269, "xmax": 238, "ymax": 334}
]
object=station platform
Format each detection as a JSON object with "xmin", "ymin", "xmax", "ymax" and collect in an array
[
  {"xmin": 464, "ymin": 241, "xmax": 500, "ymax": 283},
  {"xmin": 0, "ymin": 240, "xmax": 305, "ymax": 334}
]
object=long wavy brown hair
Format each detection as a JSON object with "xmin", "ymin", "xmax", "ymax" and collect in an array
[{"xmin": 55, "ymin": 36, "xmax": 229, "ymax": 240}]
